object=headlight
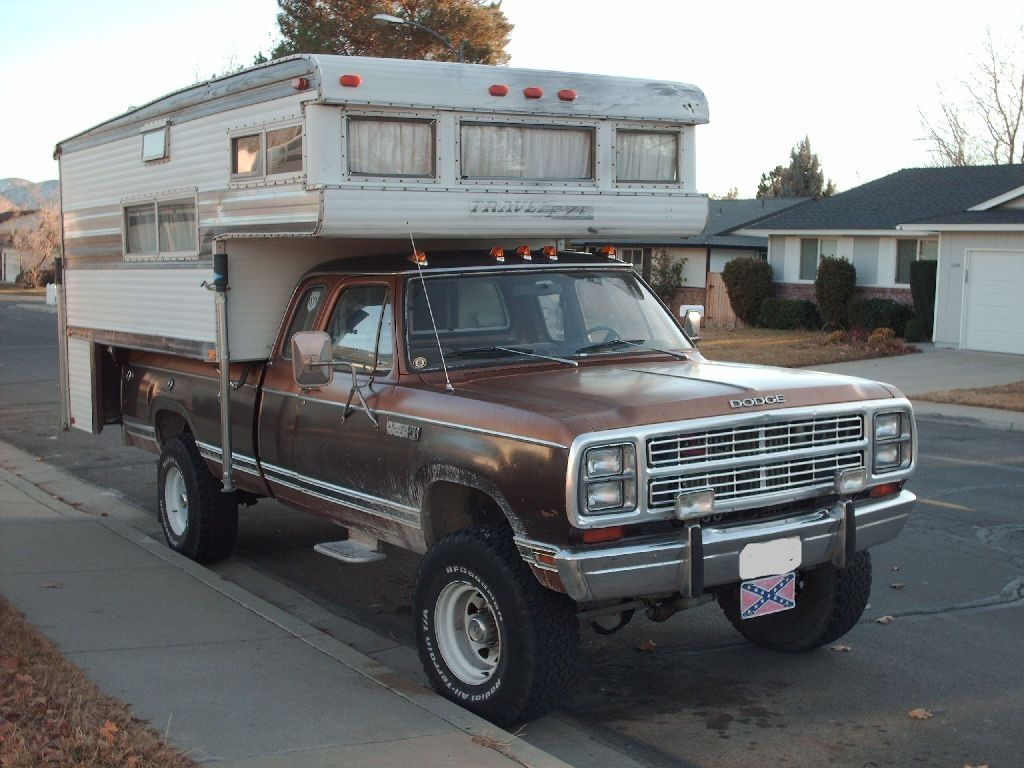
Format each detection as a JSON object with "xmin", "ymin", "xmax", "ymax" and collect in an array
[
  {"xmin": 873, "ymin": 411, "xmax": 913, "ymax": 473},
  {"xmin": 580, "ymin": 443, "xmax": 637, "ymax": 515}
]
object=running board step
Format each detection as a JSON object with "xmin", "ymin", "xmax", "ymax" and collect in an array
[{"xmin": 314, "ymin": 534, "xmax": 386, "ymax": 564}]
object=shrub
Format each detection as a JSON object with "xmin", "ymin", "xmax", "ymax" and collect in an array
[
  {"xmin": 903, "ymin": 318, "xmax": 925, "ymax": 343},
  {"xmin": 825, "ymin": 330, "xmax": 847, "ymax": 344},
  {"xmin": 868, "ymin": 327, "xmax": 896, "ymax": 346},
  {"xmin": 814, "ymin": 256, "xmax": 857, "ymax": 330},
  {"xmin": 849, "ymin": 298, "xmax": 914, "ymax": 337},
  {"xmin": 721, "ymin": 258, "xmax": 773, "ymax": 326},
  {"xmin": 649, "ymin": 248, "xmax": 687, "ymax": 303},
  {"xmin": 757, "ymin": 298, "xmax": 818, "ymax": 329},
  {"xmin": 909, "ymin": 260, "xmax": 937, "ymax": 338}
]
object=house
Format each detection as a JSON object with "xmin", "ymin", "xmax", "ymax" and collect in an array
[
  {"xmin": 574, "ymin": 197, "xmax": 806, "ymax": 323},
  {"xmin": 739, "ymin": 165, "xmax": 1024, "ymax": 354},
  {"xmin": 0, "ymin": 210, "xmax": 39, "ymax": 283}
]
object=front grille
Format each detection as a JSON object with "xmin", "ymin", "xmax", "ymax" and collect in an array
[
  {"xmin": 648, "ymin": 415, "xmax": 864, "ymax": 468},
  {"xmin": 649, "ymin": 451, "xmax": 863, "ymax": 508},
  {"xmin": 645, "ymin": 414, "xmax": 866, "ymax": 511}
]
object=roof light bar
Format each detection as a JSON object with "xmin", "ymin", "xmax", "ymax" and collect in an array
[
  {"xmin": 541, "ymin": 245, "xmax": 558, "ymax": 261},
  {"xmin": 408, "ymin": 250, "xmax": 428, "ymax": 266},
  {"xmin": 490, "ymin": 246, "xmax": 505, "ymax": 262},
  {"xmin": 599, "ymin": 245, "xmax": 617, "ymax": 258},
  {"xmin": 516, "ymin": 245, "xmax": 532, "ymax": 260}
]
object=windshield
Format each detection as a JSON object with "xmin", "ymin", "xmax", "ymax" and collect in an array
[{"xmin": 404, "ymin": 269, "xmax": 692, "ymax": 371}]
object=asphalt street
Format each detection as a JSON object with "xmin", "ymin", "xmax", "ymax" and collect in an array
[{"xmin": 2, "ymin": 294, "xmax": 1022, "ymax": 768}]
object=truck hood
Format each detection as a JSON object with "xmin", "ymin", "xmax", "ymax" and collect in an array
[{"xmin": 439, "ymin": 357, "xmax": 898, "ymax": 441}]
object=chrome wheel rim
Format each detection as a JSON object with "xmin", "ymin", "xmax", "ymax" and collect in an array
[
  {"xmin": 434, "ymin": 581, "xmax": 500, "ymax": 686},
  {"xmin": 163, "ymin": 465, "xmax": 188, "ymax": 537}
]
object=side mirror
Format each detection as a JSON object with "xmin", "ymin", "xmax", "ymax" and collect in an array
[
  {"xmin": 683, "ymin": 310, "xmax": 702, "ymax": 345},
  {"xmin": 291, "ymin": 331, "xmax": 333, "ymax": 388}
]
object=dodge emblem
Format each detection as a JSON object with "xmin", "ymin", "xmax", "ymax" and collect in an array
[{"xmin": 730, "ymin": 395, "xmax": 786, "ymax": 408}]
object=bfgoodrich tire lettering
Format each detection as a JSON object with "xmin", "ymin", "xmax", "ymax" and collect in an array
[
  {"xmin": 157, "ymin": 435, "xmax": 238, "ymax": 564},
  {"xmin": 414, "ymin": 525, "xmax": 579, "ymax": 725},
  {"xmin": 719, "ymin": 551, "xmax": 872, "ymax": 652}
]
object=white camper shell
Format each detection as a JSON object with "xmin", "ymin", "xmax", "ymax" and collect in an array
[{"xmin": 56, "ymin": 54, "xmax": 709, "ymax": 433}]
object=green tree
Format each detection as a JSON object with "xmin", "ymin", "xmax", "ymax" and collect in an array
[
  {"xmin": 269, "ymin": 0, "xmax": 513, "ymax": 64},
  {"xmin": 757, "ymin": 136, "xmax": 836, "ymax": 199}
]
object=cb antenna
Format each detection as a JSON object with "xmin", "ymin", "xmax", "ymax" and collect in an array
[{"xmin": 408, "ymin": 225, "xmax": 453, "ymax": 392}]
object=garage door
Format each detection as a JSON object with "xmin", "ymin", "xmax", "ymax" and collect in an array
[{"xmin": 963, "ymin": 250, "xmax": 1024, "ymax": 354}]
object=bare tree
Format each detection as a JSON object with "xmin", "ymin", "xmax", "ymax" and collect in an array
[
  {"xmin": 921, "ymin": 26, "xmax": 1024, "ymax": 165},
  {"xmin": 9, "ymin": 206, "xmax": 61, "ymax": 287}
]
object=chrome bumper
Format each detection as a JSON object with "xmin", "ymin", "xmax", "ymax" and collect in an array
[{"xmin": 520, "ymin": 490, "xmax": 916, "ymax": 604}]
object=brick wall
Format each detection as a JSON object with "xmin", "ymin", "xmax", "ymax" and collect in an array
[
  {"xmin": 666, "ymin": 286, "xmax": 708, "ymax": 318},
  {"xmin": 772, "ymin": 283, "xmax": 912, "ymax": 305}
]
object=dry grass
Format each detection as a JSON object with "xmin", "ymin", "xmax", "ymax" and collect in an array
[
  {"xmin": 699, "ymin": 327, "xmax": 917, "ymax": 368},
  {"xmin": 0, "ymin": 594, "xmax": 197, "ymax": 768},
  {"xmin": 915, "ymin": 381, "xmax": 1024, "ymax": 412}
]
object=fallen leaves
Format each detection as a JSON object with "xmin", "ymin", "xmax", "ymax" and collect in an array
[
  {"xmin": 908, "ymin": 708, "xmax": 934, "ymax": 720},
  {"xmin": 636, "ymin": 640, "xmax": 657, "ymax": 652},
  {"xmin": 830, "ymin": 644, "xmax": 852, "ymax": 653},
  {"xmin": 99, "ymin": 719, "xmax": 120, "ymax": 744},
  {"xmin": 875, "ymin": 615, "xmax": 895, "ymax": 625}
]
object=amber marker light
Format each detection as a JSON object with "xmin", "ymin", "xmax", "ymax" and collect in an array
[
  {"xmin": 541, "ymin": 245, "xmax": 558, "ymax": 261},
  {"xmin": 408, "ymin": 250, "xmax": 428, "ymax": 266},
  {"xmin": 339, "ymin": 74, "xmax": 362, "ymax": 87},
  {"xmin": 582, "ymin": 526, "xmax": 625, "ymax": 544},
  {"xmin": 869, "ymin": 482, "xmax": 901, "ymax": 498},
  {"xmin": 490, "ymin": 246, "xmax": 505, "ymax": 262},
  {"xmin": 599, "ymin": 245, "xmax": 617, "ymax": 257},
  {"xmin": 516, "ymin": 245, "xmax": 532, "ymax": 260}
]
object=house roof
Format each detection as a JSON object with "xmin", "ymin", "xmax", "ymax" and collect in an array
[
  {"xmin": 575, "ymin": 197, "xmax": 808, "ymax": 248},
  {"xmin": 744, "ymin": 165, "xmax": 1024, "ymax": 232}
]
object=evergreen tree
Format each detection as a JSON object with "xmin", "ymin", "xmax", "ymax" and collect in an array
[
  {"xmin": 268, "ymin": 0, "xmax": 513, "ymax": 64},
  {"xmin": 757, "ymin": 136, "xmax": 836, "ymax": 199}
]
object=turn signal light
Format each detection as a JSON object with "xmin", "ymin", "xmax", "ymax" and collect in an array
[
  {"xmin": 490, "ymin": 246, "xmax": 505, "ymax": 262},
  {"xmin": 339, "ymin": 74, "xmax": 361, "ymax": 87},
  {"xmin": 582, "ymin": 526, "xmax": 625, "ymax": 544},
  {"xmin": 869, "ymin": 482, "xmax": 901, "ymax": 498}
]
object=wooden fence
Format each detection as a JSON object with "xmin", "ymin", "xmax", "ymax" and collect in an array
[{"xmin": 704, "ymin": 272, "xmax": 744, "ymax": 329}]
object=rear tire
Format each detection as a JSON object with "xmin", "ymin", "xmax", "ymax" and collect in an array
[
  {"xmin": 414, "ymin": 525, "xmax": 579, "ymax": 726},
  {"xmin": 719, "ymin": 551, "xmax": 872, "ymax": 652},
  {"xmin": 157, "ymin": 435, "xmax": 238, "ymax": 564}
]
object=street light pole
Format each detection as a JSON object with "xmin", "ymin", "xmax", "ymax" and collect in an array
[{"xmin": 372, "ymin": 13, "xmax": 465, "ymax": 63}]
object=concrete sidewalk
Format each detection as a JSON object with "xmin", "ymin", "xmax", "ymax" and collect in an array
[
  {"xmin": 0, "ymin": 464, "xmax": 572, "ymax": 768},
  {"xmin": 805, "ymin": 346, "xmax": 1024, "ymax": 431}
]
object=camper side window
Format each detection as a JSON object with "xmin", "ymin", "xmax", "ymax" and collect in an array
[
  {"xmin": 460, "ymin": 124, "xmax": 594, "ymax": 181},
  {"xmin": 615, "ymin": 131, "xmax": 679, "ymax": 183},
  {"xmin": 232, "ymin": 135, "xmax": 263, "ymax": 177},
  {"xmin": 347, "ymin": 118, "xmax": 435, "ymax": 178},
  {"xmin": 124, "ymin": 199, "xmax": 197, "ymax": 261},
  {"xmin": 231, "ymin": 125, "xmax": 304, "ymax": 181}
]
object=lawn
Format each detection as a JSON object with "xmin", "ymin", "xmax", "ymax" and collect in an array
[
  {"xmin": 915, "ymin": 381, "xmax": 1024, "ymax": 413},
  {"xmin": 698, "ymin": 327, "xmax": 917, "ymax": 368},
  {"xmin": 0, "ymin": 595, "xmax": 196, "ymax": 768}
]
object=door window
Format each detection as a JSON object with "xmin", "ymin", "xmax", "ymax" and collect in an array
[{"xmin": 326, "ymin": 285, "xmax": 393, "ymax": 374}]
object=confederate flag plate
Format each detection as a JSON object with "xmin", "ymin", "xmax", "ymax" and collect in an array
[{"xmin": 739, "ymin": 572, "xmax": 797, "ymax": 620}]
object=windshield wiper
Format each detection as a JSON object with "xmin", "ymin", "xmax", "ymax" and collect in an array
[
  {"xmin": 448, "ymin": 346, "xmax": 578, "ymax": 367},
  {"xmin": 574, "ymin": 338, "xmax": 688, "ymax": 360}
]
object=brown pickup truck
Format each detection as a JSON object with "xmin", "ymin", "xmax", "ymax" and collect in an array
[{"xmin": 120, "ymin": 249, "xmax": 917, "ymax": 724}]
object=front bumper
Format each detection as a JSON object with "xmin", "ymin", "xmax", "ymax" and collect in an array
[{"xmin": 518, "ymin": 490, "xmax": 916, "ymax": 604}]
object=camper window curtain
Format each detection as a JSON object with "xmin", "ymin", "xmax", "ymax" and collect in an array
[
  {"xmin": 348, "ymin": 119, "xmax": 434, "ymax": 177},
  {"xmin": 125, "ymin": 204, "xmax": 157, "ymax": 255},
  {"xmin": 125, "ymin": 200, "xmax": 196, "ymax": 259},
  {"xmin": 616, "ymin": 131, "xmax": 678, "ymax": 182},
  {"xmin": 460, "ymin": 125, "xmax": 593, "ymax": 180},
  {"xmin": 158, "ymin": 201, "xmax": 197, "ymax": 253}
]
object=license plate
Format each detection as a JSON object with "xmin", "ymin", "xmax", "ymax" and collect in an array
[
  {"xmin": 740, "ymin": 572, "xmax": 797, "ymax": 620},
  {"xmin": 739, "ymin": 536, "xmax": 801, "ymax": 580}
]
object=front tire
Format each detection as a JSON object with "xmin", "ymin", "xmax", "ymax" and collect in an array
[
  {"xmin": 719, "ymin": 551, "xmax": 872, "ymax": 652},
  {"xmin": 157, "ymin": 435, "xmax": 238, "ymax": 564},
  {"xmin": 414, "ymin": 525, "xmax": 579, "ymax": 726}
]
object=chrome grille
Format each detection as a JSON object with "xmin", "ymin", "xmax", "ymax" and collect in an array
[
  {"xmin": 649, "ymin": 452, "xmax": 863, "ymax": 509},
  {"xmin": 648, "ymin": 415, "xmax": 864, "ymax": 468}
]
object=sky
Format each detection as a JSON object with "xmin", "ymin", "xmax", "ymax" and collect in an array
[{"xmin": 0, "ymin": 0, "xmax": 1020, "ymax": 197}]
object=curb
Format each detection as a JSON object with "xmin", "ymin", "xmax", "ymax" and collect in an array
[{"xmin": 0, "ymin": 440, "xmax": 573, "ymax": 768}]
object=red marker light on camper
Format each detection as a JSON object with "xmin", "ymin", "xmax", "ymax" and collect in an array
[
  {"xmin": 516, "ymin": 245, "xmax": 532, "ymax": 260},
  {"xmin": 291, "ymin": 77, "xmax": 309, "ymax": 91},
  {"xmin": 599, "ymin": 245, "xmax": 617, "ymax": 258},
  {"xmin": 490, "ymin": 247, "xmax": 505, "ymax": 263},
  {"xmin": 339, "ymin": 74, "xmax": 362, "ymax": 87},
  {"xmin": 489, "ymin": 84, "xmax": 509, "ymax": 96},
  {"xmin": 557, "ymin": 89, "xmax": 577, "ymax": 101},
  {"xmin": 523, "ymin": 86, "xmax": 543, "ymax": 99},
  {"xmin": 541, "ymin": 245, "xmax": 558, "ymax": 261}
]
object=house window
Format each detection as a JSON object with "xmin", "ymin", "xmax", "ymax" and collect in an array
[
  {"xmin": 230, "ymin": 124, "xmax": 303, "ymax": 181},
  {"xmin": 124, "ymin": 198, "xmax": 197, "ymax": 261},
  {"xmin": 620, "ymin": 247, "xmax": 645, "ymax": 274},
  {"xmin": 141, "ymin": 127, "xmax": 168, "ymax": 162},
  {"xmin": 799, "ymin": 238, "xmax": 838, "ymax": 280},
  {"xmin": 460, "ymin": 124, "xmax": 594, "ymax": 180},
  {"xmin": 895, "ymin": 238, "xmax": 937, "ymax": 284},
  {"xmin": 347, "ymin": 118, "xmax": 435, "ymax": 177},
  {"xmin": 616, "ymin": 131, "xmax": 679, "ymax": 182}
]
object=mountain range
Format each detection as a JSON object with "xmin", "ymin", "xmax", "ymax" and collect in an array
[{"xmin": 0, "ymin": 178, "xmax": 59, "ymax": 213}]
